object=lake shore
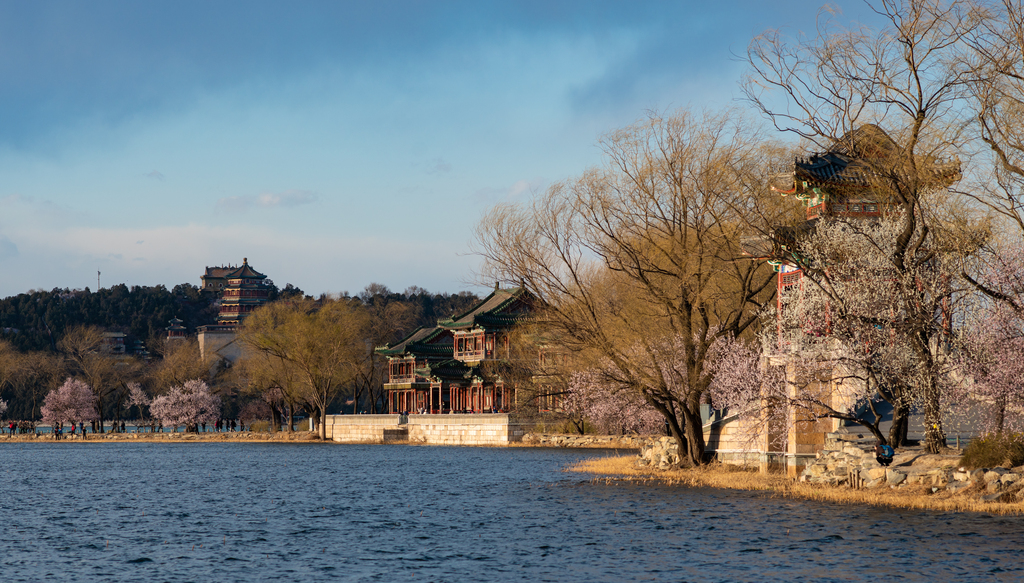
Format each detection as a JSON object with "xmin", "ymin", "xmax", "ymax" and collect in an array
[
  {"xmin": 569, "ymin": 455, "xmax": 1024, "ymax": 516},
  {"xmin": 0, "ymin": 430, "xmax": 321, "ymax": 443}
]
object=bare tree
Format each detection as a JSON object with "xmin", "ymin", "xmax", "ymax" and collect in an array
[
  {"xmin": 241, "ymin": 298, "xmax": 371, "ymax": 439},
  {"xmin": 477, "ymin": 108, "xmax": 781, "ymax": 466}
]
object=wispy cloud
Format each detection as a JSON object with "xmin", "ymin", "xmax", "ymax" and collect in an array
[
  {"xmin": 0, "ymin": 235, "xmax": 18, "ymax": 259},
  {"xmin": 216, "ymin": 189, "xmax": 317, "ymax": 213},
  {"xmin": 425, "ymin": 157, "xmax": 452, "ymax": 174},
  {"xmin": 145, "ymin": 170, "xmax": 166, "ymax": 181},
  {"xmin": 472, "ymin": 178, "xmax": 545, "ymax": 204}
]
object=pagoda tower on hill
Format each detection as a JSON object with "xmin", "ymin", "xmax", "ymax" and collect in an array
[
  {"xmin": 216, "ymin": 258, "xmax": 270, "ymax": 324},
  {"xmin": 198, "ymin": 257, "xmax": 271, "ymax": 363}
]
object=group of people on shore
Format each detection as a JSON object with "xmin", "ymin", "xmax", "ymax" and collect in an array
[
  {"xmin": 5, "ymin": 420, "xmax": 36, "ymax": 436},
  {"xmin": 2, "ymin": 418, "xmax": 252, "ymax": 438}
]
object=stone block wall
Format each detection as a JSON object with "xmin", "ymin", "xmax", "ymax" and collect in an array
[
  {"xmin": 325, "ymin": 415, "xmax": 399, "ymax": 443},
  {"xmin": 324, "ymin": 414, "xmax": 526, "ymax": 445}
]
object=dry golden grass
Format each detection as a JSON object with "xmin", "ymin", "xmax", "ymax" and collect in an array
[{"xmin": 569, "ymin": 455, "xmax": 1024, "ymax": 516}]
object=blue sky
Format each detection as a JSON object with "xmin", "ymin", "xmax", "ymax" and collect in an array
[{"xmin": 0, "ymin": 1, "xmax": 880, "ymax": 298}]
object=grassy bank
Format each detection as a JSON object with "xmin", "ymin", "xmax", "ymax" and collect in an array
[{"xmin": 570, "ymin": 455, "xmax": 1024, "ymax": 516}]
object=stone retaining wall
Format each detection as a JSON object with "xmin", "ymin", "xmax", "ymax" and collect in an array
[{"xmin": 325, "ymin": 414, "xmax": 527, "ymax": 446}]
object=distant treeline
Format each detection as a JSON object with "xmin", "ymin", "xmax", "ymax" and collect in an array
[
  {"xmin": 0, "ymin": 282, "xmax": 480, "ymax": 354},
  {"xmin": 0, "ymin": 282, "xmax": 480, "ymax": 422}
]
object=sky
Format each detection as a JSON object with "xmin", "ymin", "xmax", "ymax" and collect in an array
[{"xmin": 0, "ymin": 0, "xmax": 884, "ymax": 299}]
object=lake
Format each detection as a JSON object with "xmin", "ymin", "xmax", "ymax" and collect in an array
[{"xmin": 1, "ymin": 443, "xmax": 1021, "ymax": 582}]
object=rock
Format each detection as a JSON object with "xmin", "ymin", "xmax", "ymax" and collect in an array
[
  {"xmin": 868, "ymin": 467, "xmax": 888, "ymax": 480},
  {"xmin": 834, "ymin": 465, "xmax": 849, "ymax": 477},
  {"xmin": 947, "ymin": 481, "xmax": 971, "ymax": 493},
  {"xmin": 986, "ymin": 481, "xmax": 1003, "ymax": 493},
  {"xmin": 971, "ymin": 468, "xmax": 988, "ymax": 481},
  {"xmin": 1000, "ymin": 473, "xmax": 1020, "ymax": 484},
  {"xmin": 981, "ymin": 492, "xmax": 1005, "ymax": 502},
  {"xmin": 953, "ymin": 471, "xmax": 971, "ymax": 482},
  {"xmin": 806, "ymin": 464, "xmax": 828, "ymax": 477},
  {"xmin": 843, "ymin": 445, "xmax": 865, "ymax": 457},
  {"xmin": 886, "ymin": 469, "xmax": 907, "ymax": 486},
  {"xmin": 984, "ymin": 469, "xmax": 1009, "ymax": 482}
]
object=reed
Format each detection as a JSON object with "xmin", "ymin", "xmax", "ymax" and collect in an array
[{"xmin": 569, "ymin": 456, "xmax": 1024, "ymax": 516}]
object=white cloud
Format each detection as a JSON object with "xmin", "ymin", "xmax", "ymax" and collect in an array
[{"xmin": 216, "ymin": 189, "xmax": 317, "ymax": 213}]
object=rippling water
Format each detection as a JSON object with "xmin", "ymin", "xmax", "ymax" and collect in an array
[{"xmin": 1, "ymin": 443, "xmax": 1022, "ymax": 582}]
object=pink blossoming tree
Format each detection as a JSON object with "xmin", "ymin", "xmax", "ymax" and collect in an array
[
  {"xmin": 149, "ymin": 379, "xmax": 221, "ymax": 432},
  {"xmin": 564, "ymin": 371, "xmax": 664, "ymax": 435},
  {"xmin": 127, "ymin": 382, "xmax": 150, "ymax": 423},
  {"xmin": 954, "ymin": 244, "xmax": 1024, "ymax": 434},
  {"xmin": 40, "ymin": 378, "xmax": 100, "ymax": 429}
]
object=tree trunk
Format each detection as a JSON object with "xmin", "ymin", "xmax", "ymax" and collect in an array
[
  {"xmin": 318, "ymin": 407, "xmax": 327, "ymax": 440},
  {"xmin": 680, "ymin": 405, "xmax": 705, "ymax": 466},
  {"xmin": 888, "ymin": 403, "xmax": 910, "ymax": 448},
  {"xmin": 923, "ymin": 377, "xmax": 945, "ymax": 454}
]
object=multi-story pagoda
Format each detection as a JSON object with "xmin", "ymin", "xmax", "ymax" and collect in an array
[
  {"xmin": 376, "ymin": 286, "xmax": 533, "ymax": 414},
  {"xmin": 216, "ymin": 258, "xmax": 270, "ymax": 324},
  {"xmin": 197, "ymin": 258, "xmax": 271, "ymax": 363}
]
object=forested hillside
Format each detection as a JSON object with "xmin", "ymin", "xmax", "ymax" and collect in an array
[{"xmin": 0, "ymin": 284, "xmax": 219, "ymax": 352}]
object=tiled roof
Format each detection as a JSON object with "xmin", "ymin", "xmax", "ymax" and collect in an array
[
  {"xmin": 225, "ymin": 258, "xmax": 266, "ymax": 280},
  {"xmin": 438, "ymin": 287, "xmax": 530, "ymax": 329},
  {"xmin": 375, "ymin": 327, "xmax": 453, "ymax": 357},
  {"xmin": 789, "ymin": 125, "xmax": 960, "ymax": 192}
]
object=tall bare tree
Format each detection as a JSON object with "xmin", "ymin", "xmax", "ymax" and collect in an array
[{"xmin": 477, "ymin": 108, "xmax": 782, "ymax": 466}]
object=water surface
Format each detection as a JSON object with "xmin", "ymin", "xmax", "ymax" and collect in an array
[{"xmin": 1, "ymin": 443, "xmax": 1021, "ymax": 582}]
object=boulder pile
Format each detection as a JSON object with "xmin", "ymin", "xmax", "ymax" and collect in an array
[
  {"xmin": 521, "ymin": 433, "xmax": 647, "ymax": 448},
  {"xmin": 800, "ymin": 437, "xmax": 1024, "ymax": 500},
  {"xmin": 636, "ymin": 436, "xmax": 681, "ymax": 470}
]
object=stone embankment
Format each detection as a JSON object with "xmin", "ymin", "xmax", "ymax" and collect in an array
[
  {"xmin": 521, "ymin": 433, "xmax": 647, "ymax": 449},
  {"xmin": 800, "ymin": 436, "xmax": 1024, "ymax": 502},
  {"xmin": 635, "ymin": 436, "xmax": 681, "ymax": 469}
]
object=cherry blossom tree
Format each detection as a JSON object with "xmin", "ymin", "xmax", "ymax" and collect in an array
[
  {"xmin": 564, "ymin": 371, "xmax": 664, "ymax": 436},
  {"xmin": 709, "ymin": 333, "xmax": 900, "ymax": 446},
  {"xmin": 149, "ymin": 379, "xmax": 221, "ymax": 433},
  {"xmin": 954, "ymin": 243, "xmax": 1024, "ymax": 434},
  {"xmin": 766, "ymin": 213, "xmax": 970, "ymax": 450},
  {"xmin": 127, "ymin": 382, "xmax": 150, "ymax": 427},
  {"xmin": 40, "ymin": 378, "xmax": 99, "ymax": 429}
]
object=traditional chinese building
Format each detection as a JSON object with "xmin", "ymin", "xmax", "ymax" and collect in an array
[
  {"xmin": 198, "ymin": 258, "xmax": 271, "ymax": 363},
  {"xmin": 215, "ymin": 258, "xmax": 270, "ymax": 324},
  {"xmin": 165, "ymin": 317, "xmax": 187, "ymax": 340},
  {"xmin": 376, "ymin": 286, "xmax": 533, "ymax": 414},
  {"xmin": 715, "ymin": 125, "xmax": 961, "ymax": 474},
  {"xmin": 201, "ymin": 265, "xmax": 236, "ymax": 291}
]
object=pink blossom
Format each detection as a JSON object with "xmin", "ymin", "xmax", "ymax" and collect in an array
[
  {"xmin": 149, "ymin": 379, "xmax": 222, "ymax": 431},
  {"xmin": 41, "ymin": 378, "xmax": 99, "ymax": 427}
]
